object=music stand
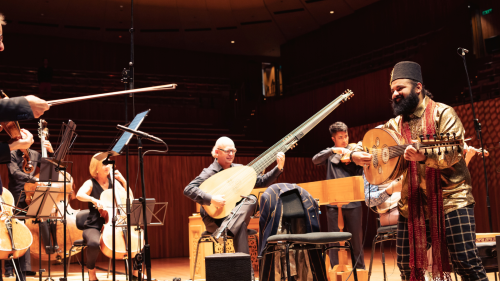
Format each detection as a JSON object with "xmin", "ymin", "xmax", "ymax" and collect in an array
[
  {"xmin": 123, "ymin": 200, "xmax": 167, "ymax": 281},
  {"xmin": 94, "ymin": 109, "xmax": 150, "ymax": 161},
  {"xmin": 120, "ymin": 200, "xmax": 168, "ymax": 227},
  {"xmin": 94, "ymin": 110, "xmax": 150, "ymax": 281},
  {"xmin": 16, "ymin": 186, "xmax": 63, "ymax": 281},
  {"xmin": 45, "ymin": 120, "xmax": 77, "ymax": 281}
]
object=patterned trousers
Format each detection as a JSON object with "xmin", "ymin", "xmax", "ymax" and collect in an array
[{"xmin": 396, "ymin": 205, "xmax": 488, "ymax": 281}]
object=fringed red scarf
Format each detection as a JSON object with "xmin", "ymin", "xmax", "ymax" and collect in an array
[{"xmin": 400, "ymin": 99, "xmax": 451, "ymax": 281}]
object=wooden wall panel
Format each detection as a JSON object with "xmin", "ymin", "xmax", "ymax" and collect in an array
[
  {"xmin": 1, "ymin": 98, "xmax": 497, "ymax": 260},
  {"xmin": 0, "ymin": 153, "xmax": 326, "ymax": 260}
]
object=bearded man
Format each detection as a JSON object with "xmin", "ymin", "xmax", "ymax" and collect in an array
[{"xmin": 352, "ymin": 61, "xmax": 487, "ymax": 281}]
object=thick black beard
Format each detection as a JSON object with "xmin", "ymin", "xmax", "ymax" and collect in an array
[{"xmin": 391, "ymin": 88, "xmax": 420, "ymax": 117}]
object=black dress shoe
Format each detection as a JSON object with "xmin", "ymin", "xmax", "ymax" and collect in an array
[
  {"xmin": 4, "ymin": 270, "xmax": 13, "ymax": 278},
  {"xmin": 132, "ymin": 275, "xmax": 156, "ymax": 281},
  {"xmin": 24, "ymin": 271, "xmax": 37, "ymax": 276}
]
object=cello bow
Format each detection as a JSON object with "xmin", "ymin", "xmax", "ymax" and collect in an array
[{"xmin": 47, "ymin": 84, "xmax": 176, "ymax": 106}]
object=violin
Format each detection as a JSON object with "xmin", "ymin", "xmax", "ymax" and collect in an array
[
  {"xmin": 337, "ymin": 143, "xmax": 358, "ymax": 164},
  {"xmin": 0, "ymin": 90, "xmax": 33, "ymax": 173}
]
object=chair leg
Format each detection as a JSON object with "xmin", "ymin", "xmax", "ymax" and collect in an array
[
  {"xmin": 381, "ymin": 242, "xmax": 387, "ymax": 281},
  {"xmin": 285, "ymin": 243, "xmax": 292, "ymax": 281},
  {"xmin": 66, "ymin": 245, "xmax": 75, "ymax": 278},
  {"xmin": 348, "ymin": 242, "xmax": 359, "ymax": 281},
  {"xmin": 107, "ymin": 258, "xmax": 111, "ymax": 278},
  {"xmin": 367, "ymin": 235, "xmax": 378, "ymax": 281},
  {"xmin": 81, "ymin": 248, "xmax": 85, "ymax": 281},
  {"xmin": 192, "ymin": 237, "xmax": 204, "ymax": 281}
]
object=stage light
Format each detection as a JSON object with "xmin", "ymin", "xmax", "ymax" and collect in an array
[
  {"xmin": 231, "ymin": 41, "xmax": 235, "ymax": 43},
  {"xmin": 330, "ymin": 11, "xmax": 334, "ymax": 14}
]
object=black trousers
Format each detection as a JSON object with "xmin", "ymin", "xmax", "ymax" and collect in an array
[
  {"xmin": 396, "ymin": 205, "xmax": 488, "ymax": 281},
  {"xmin": 82, "ymin": 228, "xmax": 101, "ymax": 270},
  {"xmin": 202, "ymin": 196, "xmax": 257, "ymax": 254},
  {"xmin": 326, "ymin": 206, "xmax": 365, "ymax": 269}
]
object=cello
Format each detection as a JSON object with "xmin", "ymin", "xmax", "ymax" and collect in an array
[
  {"xmin": 24, "ymin": 120, "xmax": 83, "ymax": 262},
  {"xmin": 0, "ymin": 187, "xmax": 33, "ymax": 260},
  {"xmin": 98, "ymin": 174, "xmax": 143, "ymax": 260}
]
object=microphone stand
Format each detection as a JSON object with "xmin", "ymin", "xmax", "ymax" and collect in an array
[
  {"xmin": 458, "ymin": 47, "xmax": 493, "ymax": 232},
  {"xmin": 137, "ymin": 137, "xmax": 152, "ymax": 281},
  {"xmin": 103, "ymin": 156, "xmax": 117, "ymax": 281},
  {"xmin": 119, "ymin": 0, "xmax": 135, "ymax": 280}
]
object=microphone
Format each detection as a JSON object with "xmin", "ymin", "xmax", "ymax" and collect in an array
[
  {"xmin": 116, "ymin": 124, "xmax": 163, "ymax": 143},
  {"xmin": 458, "ymin": 47, "xmax": 469, "ymax": 56}
]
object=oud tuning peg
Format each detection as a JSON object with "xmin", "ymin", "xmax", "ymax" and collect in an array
[
  {"xmin": 424, "ymin": 148, "xmax": 429, "ymax": 156},
  {"xmin": 433, "ymin": 134, "xmax": 437, "ymax": 140},
  {"xmin": 426, "ymin": 134, "xmax": 430, "ymax": 140},
  {"xmin": 445, "ymin": 147, "xmax": 449, "ymax": 154},
  {"xmin": 457, "ymin": 146, "xmax": 462, "ymax": 153},
  {"xmin": 453, "ymin": 133, "xmax": 456, "ymax": 139},
  {"xmin": 419, "ymin": 135, "xmax": 424, "ymax": 141},
  {"xmin": 440, "ymin": 133, "xmax": 444, "ymax": 139}
]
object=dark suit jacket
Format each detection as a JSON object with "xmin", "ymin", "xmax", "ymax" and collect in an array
[
  {"xmin": 184, "ymin": 159, "xmax": 282, "ymax": 222},
  {"xmin": 259, "ymin": 183, "xmax": 327, "ymax": 281},
  {"xmin": 0, "ymin": 97, "xmax": 35, "ymax": 191}
]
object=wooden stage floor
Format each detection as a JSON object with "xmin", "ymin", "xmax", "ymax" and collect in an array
[{"xmin": 4, "ymin": 248, "xmax": 498, "ymax": 281}]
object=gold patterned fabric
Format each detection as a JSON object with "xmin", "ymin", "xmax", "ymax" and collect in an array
[{"xmin": 357, "ymin": 96, "xmax": 475, "ymax": 218}]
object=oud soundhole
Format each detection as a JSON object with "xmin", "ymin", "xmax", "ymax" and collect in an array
[
  {"xmin": 372, "ymin": 145, "xmax": 378, "ymax": 167},
  {"xmin": 382, "ymin": 146, "xmax": 389, "ymax": 164}
]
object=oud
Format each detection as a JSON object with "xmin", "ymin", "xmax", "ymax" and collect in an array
[
  {"xmin": 200, "ymin": 90, "xmax": 354, "ymax": 219},
  {"xmin": 362, "ymin": 128, "xmax": 464, "ymax": 185}
]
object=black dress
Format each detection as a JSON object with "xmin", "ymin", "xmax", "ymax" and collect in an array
[{"xmin": 82, "ymin": 177, "xmax": 112, "ymax": 269}]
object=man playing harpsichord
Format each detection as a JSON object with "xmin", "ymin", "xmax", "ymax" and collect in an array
[
  {"xmin": 184, "ymin": 137, "xmax": 285, "ymax": 267},
  {"xmin": 351, "ymin": 61, "xmax": 487, "ymax": 280}
]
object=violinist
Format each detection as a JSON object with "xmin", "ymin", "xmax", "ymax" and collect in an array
[
  {"xmin": 0, "ymin": 13, "xmax": 50, "ymax": 121},
  {"xmin": 76, "ymin": 155, "xmax": 145, "ymax": 281},
  {"xmin": 311, "ymin": 121, "xmax": 365, "ymax": 270},
  {"xmin": 3, "ymin": 137, "xmax": 54, "ymax": 277}
]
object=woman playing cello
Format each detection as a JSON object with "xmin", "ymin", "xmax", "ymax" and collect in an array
[{"xmin": 76, "ymin": 154, "xmax": 145, "ymax": 281}]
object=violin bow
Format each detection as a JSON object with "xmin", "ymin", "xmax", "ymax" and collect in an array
[{"xmin": 47, "ymin": 84, "xmax": 176, "ymax": 106}]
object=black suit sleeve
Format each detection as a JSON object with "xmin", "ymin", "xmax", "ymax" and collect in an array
[
  {"xmin": 0, "ymin": 143, "xmax": 10, "ymax": 164},
  {"xmin": 0, "ymin": 97, "xmax": 34, "ymax": 122}
]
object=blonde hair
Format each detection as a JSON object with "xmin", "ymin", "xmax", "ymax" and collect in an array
[
  {"xmin": 89, "ymin": 153, "xmax": 104, "ymax": 178},
  {"xmin": 0, "ymin": 14, "xmax": 6, "ymax": 26}
]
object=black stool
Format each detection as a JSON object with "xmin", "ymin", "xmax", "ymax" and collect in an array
[
  {"xmin": 66, "ymin": 209, "xmax": 90, "ymax": 280},
  {"xmin": 367, "ymin": 223, "xmax": 397, "ymax": 281},
  {"xmin": 192, "ymin": 229, "xmax": 258, "ymax": 281}
]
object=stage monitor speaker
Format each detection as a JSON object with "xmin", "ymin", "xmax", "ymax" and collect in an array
[{"xmin": 205, "ymin": 253, "xmax": 252, "ymax": 281}]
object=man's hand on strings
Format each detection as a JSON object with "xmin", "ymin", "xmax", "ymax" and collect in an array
[
  {"xmin": 43, "ymin": 140, "xmax": 54, "ymax": 153},
  {"xmin": 211, "ymin": 195, "xmax": 226, "ymax": 208},
  {"xmin": 276, "ymin": 152, "xmax": 285, "ymax": 171},
  {"xmin": 404, "ymin": 140, "xmax": 426, "ymax": 162},
  {"xmin": 351, "ymin": 151, "xmax": 372, "ymax": 167},
  {"xmin": 9, "ymin": 129, "xmax": 34, "ymax": 151}
]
